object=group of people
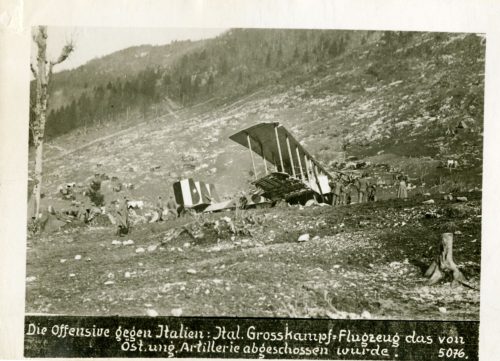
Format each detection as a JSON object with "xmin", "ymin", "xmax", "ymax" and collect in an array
[
  {"xmin": 114, "ymin": 194, "xmax": 179, "ymax": 236},
  {"xmin": 328, "ymin": 171, "xmax": 410, "ymax": 205},
  {"xmin": 154, "ymin": 195, "xmax": 179, "ymax": 221},
  {"xmin": 329, "ymin": 173, "xmax": 377, "ymax": 206}
]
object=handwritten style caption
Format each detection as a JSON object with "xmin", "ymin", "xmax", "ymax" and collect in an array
[{"xmin": 24, "ymin": 316, "xmax": 478, "ymax": 360}]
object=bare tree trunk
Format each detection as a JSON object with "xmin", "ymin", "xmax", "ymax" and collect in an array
[
  {"xmin": 33, "ymin": 139, "xmax": 44, "ymax": 217},
  {"xmin": 30, "ymin": 26, "xmax": 74, "ymax": 218},
  {"xmin": 32, "ymin": 27, "xmax": 49, "ymax": 218},
  {"xmin": 425, "ymin": 233, "xmax": 467, "ymax": 286}
]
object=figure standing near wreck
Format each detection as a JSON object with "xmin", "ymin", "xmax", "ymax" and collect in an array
[
  {"xmin": 166, "ymin": 195, "xmax": 178, "ymax": 219},
  {"xmin": 397, "ymin": 174, "xmax": 408, "ymax": 199},
  {"xmin": 356, "ymin": 174, "xmax": 369, "ymax": 203},
  {"xmin": 156, "ymin": 196, "xmax": 164, "ymax": 222},
  {"xmin": 331, "ymin": 176, "xmax": 343, "ymax": 206},
  {"xmin": 116, "ymin": 196, "xmax": 130, "ymax": 236}
]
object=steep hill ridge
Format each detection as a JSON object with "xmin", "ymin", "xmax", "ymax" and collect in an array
[{"xmin": 30, "ymin": 29, "xmax": 485, "ymax": 210}]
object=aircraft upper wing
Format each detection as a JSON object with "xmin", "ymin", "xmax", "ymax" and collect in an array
[{"xmin": 229, "ymin": 122, "xmax": 333, "ymax": 179}]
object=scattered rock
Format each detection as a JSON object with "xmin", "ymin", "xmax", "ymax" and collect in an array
[
  {"xmin": 361, "ymin": 310, "xmax": 372, "ymax": 319},
  {"xmin": 60, "ymin": 259, "xmax": 67, "ymax": 263},
  {"xmin": 454, "ymin": 231, "xmax": 462, "ymax": 235},
  {"xmin": 171, "ymin": 308, "xmax": 183, "ymax": 317},
  {"xmin": 424, "ymin": 193, "xmax": 431, "ymax": 197},
  {"xmin": 111, "ymin": 240, "xmax": 122, "ymax": 245},
  {"xmin": 124, "ymin": 272, "xmax": 131, "ymax": 278},
  {"xmin": 123, "ymin": 240, "xmax": 134, "ymax": 245},
  {"xmin": 104, "ymin": 280, "xmax": 115, "ymax": 285},
  {"xmin": 297, "ymin": 233, "xmax": 310, "ymax": 242},
  {"xmin": 305, "ymin": 199, "xmax": 318, "ymax": 207},
  {"xmin": 186, "ymin": 269, "xmax": 197, "ymax": 275},
  {"xmin": 183, "ymin": 242, "xmax": 190, "ymax": 248},
  {"xmin": 74, "ymin": 255, "xmax": 82, "ymax": 260},
  {"xmin": 135, "ymin": 247, "xmax": 145, "ymax": 253},
  {"xmin": 147, "ymin": 245, "xmax": 158, "ymax": 252},
  {"xmin": 69, "ymin": 273, "xmax": 76, "ymax": 278},
  {"xmin": 424, "ymin": 211, "xmax": 438, "ymax": 218},
  {"xmin": 456, "ymin": 197, "xmax": 468, "ymax": 202},
  {"xmin": 438, "ymin": 307, "xmax": 447, "ymax": 314},
  {"xmin": 107, "ymin": 272, "xmax": 114, "ymax": 279},
  {"xmin": 26, "ymin": 276, "xmax": 37, "ymax": 283},
  {"xmin": 443, "ymin": 194, "xmax": 453, "ymax": 201},
  {"xmin": 423, "ymin": 199, "xmax": 435, "ymax": 204},
  {"xmin": 312, "ymin": 235, "xmax": 320, "ymax": 241},
  {"xmin": 146, "ymin": 309, "xmax": 159, "ymax": 317}
]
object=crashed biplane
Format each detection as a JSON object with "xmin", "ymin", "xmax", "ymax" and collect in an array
[
  {"xmin": 230, "ymin": 122, "xmax": 335, "ymax": 203},
  {"xmin": 173, "ymin": 178, "xmax": 222, "ymax": 211},
  {"xmin": 172, "ymin": 178, "xmax": 267, "ymax": 213}
]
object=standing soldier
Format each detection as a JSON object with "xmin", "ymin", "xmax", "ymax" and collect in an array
[
  {"xmin": 357, "ymin": 173, "xmax": 370, "ymax": 203},
  {"xmin": 397, "ymin": 174, "xmax": 408, "ymax": 199},
  {"xmin": 166, "ymin": 195, "xmax": 178, "ymax": 219},
  {"xmin": 367, "ymin": 184, "xmax": 377, "ymax": 202},
  {"xmin": 116, "ymin": 196, "xmax": 130, "ymax": 236},
  {"xmin": 337, "ymin": 175, "xmax": 345, "ymax": 205},
  {"xmin": 343, "ymin": 178, "xmax": 352, "ymax": 205},
  {"xmin": 328, "ymin": 180, "xmax": 335, "ymax": 205},
  {"xmin": 156, "ymin": 196, "xmax": 164, "ymax": 222},
  {"xmin": 330, "ymin": 177, "xmax": 338, "ymax": 206}
]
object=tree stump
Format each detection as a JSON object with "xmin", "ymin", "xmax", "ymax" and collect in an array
[{"xmin": 425, "ymin": 233, "xmax": 466, "ymax": 286}]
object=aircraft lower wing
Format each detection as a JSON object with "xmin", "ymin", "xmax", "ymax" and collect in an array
[{"xmin": 253, "ymin": 172, "xmax": 313, "ymax": 201}]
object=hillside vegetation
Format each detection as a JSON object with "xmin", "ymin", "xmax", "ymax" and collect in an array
[
  {"xmin": 26, "ymin": 195, "xmax": 481, "ymax": 318},
  {"xmin": 30, "ymin": 29, "xmax": 484, "ymax": 205},
  {"xmin": 26, "ymin": 29, "xmax": 484, "ymax": 320}
]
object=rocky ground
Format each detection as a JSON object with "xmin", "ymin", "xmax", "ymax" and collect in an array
[
  {"xmin": 26, "ymin": 31, "xmax": 483, "ymax": 321},
  {"xmin": 26, "ymin": 193, "xmax": 481, "ymax": 320}
]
